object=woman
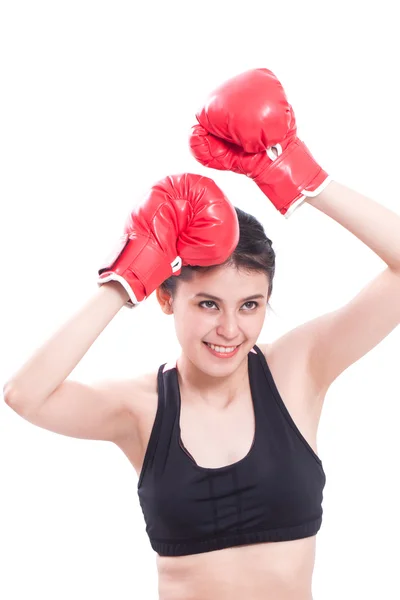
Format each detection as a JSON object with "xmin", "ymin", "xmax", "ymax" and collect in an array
[{"xmin": 4, "ymin": 70, "xmax": 400, "ymax": 600}]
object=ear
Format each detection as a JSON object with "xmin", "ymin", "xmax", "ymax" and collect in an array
[{"xmin": 155, "ymin": 287, "xmax": 174, "ymax": 315}]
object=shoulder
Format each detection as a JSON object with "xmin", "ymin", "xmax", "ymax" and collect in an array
[
  {"xmin": 257, "ymin": 321, "xmax": 320, "ymax": 372},
  {"xmin": 256, "ymin": 342, "xmax": 277, "ymax": 365},
  {"xmin": 98, "ymin": 368, "xmax": 159, "ymax": 425},
  {"xmin": 124, "ymin": 369, "xmax": 159, "ymax": 414},
  {"xmin": 256, "ymin": 342, "xmax": 269, "ymax": 357},
  {"xmin": 106, "ymin": 369, "xmax": 159, "ymax": 446},
  {"xmin": 256, "ymin": 327, "xmax": 328, "ymax": 399}
]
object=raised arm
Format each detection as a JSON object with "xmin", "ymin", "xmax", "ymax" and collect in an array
[
  {"xmin": 3, "ymin": 172, "xmax": 239, "ymax": 442},
  {"xmin": 3, "ymin": 282, "xmax": 139, "ymax": 443}
]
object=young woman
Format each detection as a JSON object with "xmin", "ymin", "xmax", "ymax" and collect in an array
[{"xmin": 4, "ymin": 71, "xmax": 400, "ymax": 600}]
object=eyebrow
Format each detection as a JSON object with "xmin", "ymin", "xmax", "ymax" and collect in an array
[{"xmin": 193, "ymin": 293, "xmax": 266, "ymax": 303}]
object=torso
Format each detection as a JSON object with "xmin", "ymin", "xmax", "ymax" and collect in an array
[{"xmin": 116, "ymin": 342, "xmax": 327, "ymax": 600}]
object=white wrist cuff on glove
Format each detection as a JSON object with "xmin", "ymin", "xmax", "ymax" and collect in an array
[{"xmin": 97, "ymin": 272, "xmax": 141, "ymax": 306}]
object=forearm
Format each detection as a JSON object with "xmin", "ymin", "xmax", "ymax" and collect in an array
[
  {"xmin": 3, "ymin": 282, "xmax": 130, "ymax": 410},
  {"xmin": 305, "ymin": 180, "xmax": 400, "ymax": 272}
]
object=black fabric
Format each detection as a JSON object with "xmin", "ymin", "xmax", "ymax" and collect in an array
[{"xmin": 137, "ymin": 345, "xmax": 326, "ymax": 556}]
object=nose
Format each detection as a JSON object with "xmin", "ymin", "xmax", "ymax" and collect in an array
[{"xmin": 215, "ymin": 311, "xmax": 241, "ymax": 341}]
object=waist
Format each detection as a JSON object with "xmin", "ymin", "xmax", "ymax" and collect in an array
[{"xmin": 157, "ymin": 536, "xmax": 316, "ymax": 600}]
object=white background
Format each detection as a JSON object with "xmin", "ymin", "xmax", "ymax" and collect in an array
[{"xmin": 1, "ymin": 1, "xmax": 399, "ymax": 598}]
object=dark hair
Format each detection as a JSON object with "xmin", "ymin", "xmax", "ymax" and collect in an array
[{"xmin": 160, "ymin": 207, "xmax": 276, "ymax": 306}]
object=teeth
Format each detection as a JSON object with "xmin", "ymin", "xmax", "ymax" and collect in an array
[{"xmin": 206, "ymin": 343, "xmax": 238, "ymax": 353}]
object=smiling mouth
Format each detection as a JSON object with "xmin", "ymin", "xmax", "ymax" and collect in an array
[{"xmin": 203, "ymin": 342, "xmax": 242, "ymax": 350}]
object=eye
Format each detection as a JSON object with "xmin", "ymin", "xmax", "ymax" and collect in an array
[
  {"xmin": 198, "ymin": 300, "xmax": 259, "ymax": 311},
  {"xmin": 242, "ymin": 301, "xmax": 258, "ymax": 310},
  {"xmin": 199, "ymin": 300, "xmax": 218, "ymax": 309}
]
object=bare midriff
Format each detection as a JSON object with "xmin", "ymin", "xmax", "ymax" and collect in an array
[{"xmin": 156, "ymin": 536, "xmax": 316, "ymax": 600}]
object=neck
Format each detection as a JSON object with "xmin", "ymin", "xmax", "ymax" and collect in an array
[{"xmin": 176, "ymin": 352, "xmax": 249, "ymax": 410}]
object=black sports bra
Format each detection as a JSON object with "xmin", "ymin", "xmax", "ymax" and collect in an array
[{"xmin": 137, "ymin": 345, "xmax": 326, "ymax": 556}]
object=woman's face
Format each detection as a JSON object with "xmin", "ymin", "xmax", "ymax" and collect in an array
[{"xmin": 167, "ymin": 265, "xmax": 269, "ymax": 376}]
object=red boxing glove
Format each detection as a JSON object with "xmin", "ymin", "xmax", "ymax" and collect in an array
[
  {"xmin": 97, "ymin": 173, "xmax": 239, "ymax": 305},
  {"xmin": 190, "ymin": 68, "xmax": 331, "ymax": 217}
]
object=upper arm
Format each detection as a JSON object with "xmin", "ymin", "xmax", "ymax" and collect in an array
[
  {"xmin": 6, "ymin": 377, "xmax": 142, "ymax": 444},
  {"xmin": 305, "ymin": 266, "xmax": 400, "ymax": 390}
]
